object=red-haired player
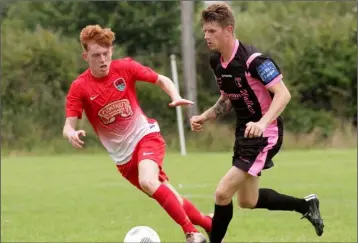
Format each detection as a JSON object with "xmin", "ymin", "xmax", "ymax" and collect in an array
[{"xmin": 63, "ymin": 25, "xmax": 210, "ymax": 243}]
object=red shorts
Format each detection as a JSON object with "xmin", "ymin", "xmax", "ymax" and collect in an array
[{"xmin": 116, "ymin": 132, "xmax": 168, "ymax": 191}]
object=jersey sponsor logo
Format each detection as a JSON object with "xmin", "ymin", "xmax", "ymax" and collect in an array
[
  {"xmin": 113, "ymin": 78, "xmax": 126, "ymax": 91},
  {"xmin": 98, "ymin": 99, "xmax": 133, "ymax": 125},
  {"xmin": 221, "ymin": 74, "xmax": 232, "ymax": 78},
  {"xmin": 225, "ymin": 90, "xmax": 255, "ymax": 114},
  {"xmin": 256, "ymin": 60, "xmax": 280, "ymax": 84}
]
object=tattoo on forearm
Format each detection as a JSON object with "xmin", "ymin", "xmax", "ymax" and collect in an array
[{"xmin": 213, "ymin": 99, "xmax": 228, "ymax": 117}]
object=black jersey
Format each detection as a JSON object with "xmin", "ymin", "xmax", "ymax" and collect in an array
[{"xmin": 210, "ymin": 39, "xmax": 284, "ymax": 136}]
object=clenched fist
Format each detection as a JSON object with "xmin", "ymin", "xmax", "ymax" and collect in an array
[{"xmin": 190, "ymin": 115, "xmax": 206, "ymax": 132}]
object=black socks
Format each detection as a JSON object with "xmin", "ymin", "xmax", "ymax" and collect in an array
[
  {"xmin": 209, "ymin": 189, "xmax": 309, "ymax": 243},
  {"xmin": 255, "ymin": 188, "xmax": 309, "ymax": 215},
  {"xmin": 210, "ymin": 201, "xmax": 233, "ymax": 243}
]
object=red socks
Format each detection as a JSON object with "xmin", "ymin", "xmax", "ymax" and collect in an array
[
  {"xmin": 183, "ymin": 199, "xmax": 212, "ymax": 233},
  {"xmin": 152, "ymin": 184, "xmax": 198, "ymax": 234},
  {"xmin": 152, "ymin": 184, "xmax": 213, "ymax": 234}
]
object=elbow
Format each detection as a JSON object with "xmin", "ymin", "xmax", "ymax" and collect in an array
[{"xmin": 274, "ymin": 89, "xmax": 291, "ymax": 107}]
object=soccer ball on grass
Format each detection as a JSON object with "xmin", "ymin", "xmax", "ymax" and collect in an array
[{"xmin": 124, "ymin": 226, "xmax": 161, "ymax": 243}]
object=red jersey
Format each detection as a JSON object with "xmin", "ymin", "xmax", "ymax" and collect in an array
[{"xmin": 65, "ymin": 58, "xmax": 161, "ymax": 164}]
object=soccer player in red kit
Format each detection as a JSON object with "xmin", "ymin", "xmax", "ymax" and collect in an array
[{"xmin": 63, "ymin": 25, "xmax": 210, "ymax": 243}]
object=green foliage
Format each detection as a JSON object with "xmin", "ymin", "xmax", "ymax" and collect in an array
[
  {"xmin": 1, "ymin": 2, "xmax": 356, "ymax": 152},
  {"xmin": 1, "ymin": 19, "xmax": 81, "ymax": 149},
  {"xmin": 135, "ymin": 82, "xmax": 177, "ymax": 133},
  {"xmin": 227, "ymin": 1, "xmax": 357, "ymax": 138},
  {"xmin": 5, "ymin": 1, "xmax": 182, "ymax": 56}
]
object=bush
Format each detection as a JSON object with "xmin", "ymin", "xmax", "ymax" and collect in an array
[
  {"xmin": 1, "ymin": 19, "xmax": 82, "ymax": 150},
  {"xmin": 2, "ymin": 2, "xmax": 356, "ymax": 153},
  {"xmin": 197, "ymin": 1, "xmax": 357, "ymax": 139}
]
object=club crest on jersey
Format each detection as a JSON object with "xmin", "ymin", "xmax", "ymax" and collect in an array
[
  {"xmin": 235, "ymin": 77, "xmax": 242, "ymax": 88},
  {"xmin": 114, "ymin": 78, "xmax": 126, "ymax": 91}
]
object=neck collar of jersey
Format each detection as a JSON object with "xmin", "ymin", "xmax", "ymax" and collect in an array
[{"xmin": 220, "ymin": 39, "xmax": 239, "ymax": 69}]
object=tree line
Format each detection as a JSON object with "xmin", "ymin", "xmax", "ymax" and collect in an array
[{"xmin": 1, "ymin": 1, "xmax": 356, "ymax": 153}]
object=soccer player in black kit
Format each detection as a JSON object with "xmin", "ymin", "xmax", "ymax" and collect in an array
[{"xmin": 190, "ymin": 3, "xmax": 324, "ymax": 243}]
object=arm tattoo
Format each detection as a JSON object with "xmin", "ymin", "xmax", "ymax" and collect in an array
[{"xmin": 213, "ymin": 99, "xmax": 228, "ymax": 117}]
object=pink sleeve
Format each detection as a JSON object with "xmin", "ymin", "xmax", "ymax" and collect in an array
[
  {"xmin": 125, "ymin": 58, "xmax": 159, "ymax": 83},
  {"xmin": 65, "ymin": 81, "xmax": 83, "ymax": 119}
]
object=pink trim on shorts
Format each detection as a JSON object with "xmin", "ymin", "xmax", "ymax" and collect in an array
[{"xmin": 247, "ymin": 130, "xmax": 279, "ymax": 177}]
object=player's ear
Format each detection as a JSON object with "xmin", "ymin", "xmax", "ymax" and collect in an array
[
  {"xmin": 82, "ymin": 52, "xmax": 88, "ymax": 62},
  {"xmin": 225, "ymin": 25, "xmax": 234, "ymax": 36},
  {"xmin": 110, "ymin": 46, "xmax": 114, "ymax": 56}
]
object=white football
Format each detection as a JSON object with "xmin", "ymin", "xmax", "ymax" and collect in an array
[{"xmin": 124, "ymin": 226, "xmax": 161, "ymax": 243}]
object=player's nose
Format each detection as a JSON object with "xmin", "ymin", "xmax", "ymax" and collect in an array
[
  {"xmin": 204, "ymin": 32, "xmax": 210, "ymax": 40},
  {"xmin": 99, "ymin": 54, "xmax": 106, "ymax": 62}
]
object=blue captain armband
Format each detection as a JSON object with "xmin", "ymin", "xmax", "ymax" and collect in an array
[{"xmin": 256, "ymin": 60, "xmax": 280, "ymax": 84}]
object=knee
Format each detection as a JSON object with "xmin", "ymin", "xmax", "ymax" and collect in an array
[
  {"xmin": 238, "ymin": 199, "xmax": 257, "ymax": 209},
  {"xmin": 215, "ymin": 189, "xmax": 232, "ymax": 205},
  {"xmin": 139, "ymin": 178, "xmax": 160, "ymax": 195}
]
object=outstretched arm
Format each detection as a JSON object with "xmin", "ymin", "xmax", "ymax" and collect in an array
[
  {"xmin": 128, "ymin": 59, "xmax": 194, "ymax": 106},
  {"xmin": 155, "ymin": 74, "xmax": 181, "ymax": 101},
  {"xmin": 155, "ymin": 74, "xmax": 194, "ymax": 107}
]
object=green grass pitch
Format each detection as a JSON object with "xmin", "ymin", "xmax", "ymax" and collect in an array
[{"xmin": 1, "ymin": 149, "xmax": 356, "ymax": 242}]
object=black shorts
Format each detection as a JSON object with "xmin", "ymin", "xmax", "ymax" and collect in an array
[{"xmin": 232, "ymin": 135, "xmax": 283, "ymax": 176}]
